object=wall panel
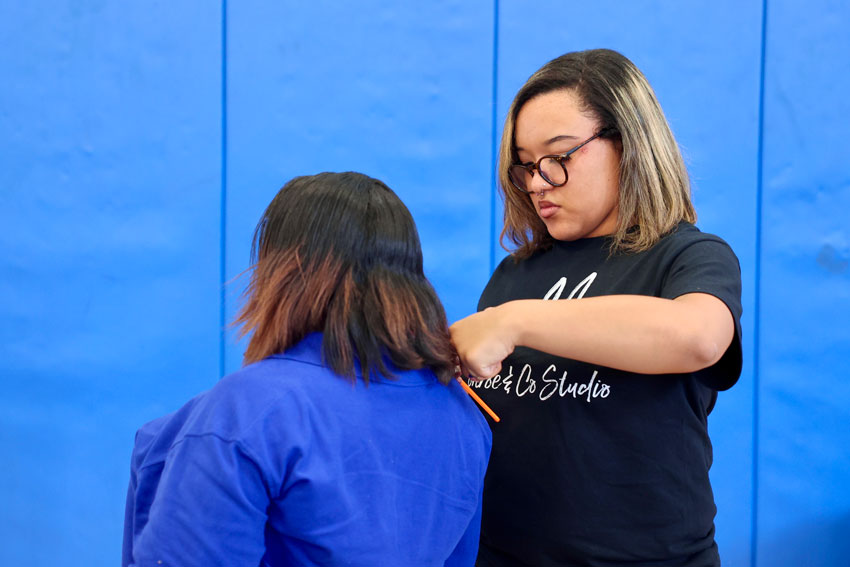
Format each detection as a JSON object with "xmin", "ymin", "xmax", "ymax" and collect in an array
[
  {"xmin": 757, "ymin": 2, "xmax": 850, "ymax": 565},
  {"xmin": 0, "ymin": 2, "xmax": 222, "ymax": 564},
  {"xmin": 223, "ymin": 0, "xmax": 495, "ymax": 372}
]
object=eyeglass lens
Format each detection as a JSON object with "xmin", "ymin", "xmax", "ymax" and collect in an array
[{"xmin": 510, "ymin": 157, "xmax": 568, "ymax": 192}]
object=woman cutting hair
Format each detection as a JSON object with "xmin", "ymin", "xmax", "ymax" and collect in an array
[
  {"xmin": 123, "ymin": 172, "xmax": 492, "ymax": 566},
  {"xmin": 451, "ymin": 49, "xmax": 742, "ymax": 566}
]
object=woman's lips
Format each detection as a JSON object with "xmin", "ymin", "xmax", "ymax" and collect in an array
[{"xmin": 538, "ymin": 200, "xmax": 559, "ymax": 219}]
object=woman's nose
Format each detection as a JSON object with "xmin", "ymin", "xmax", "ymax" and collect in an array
[{"xmin": 527, "ymin": 170, "xmax": 554, "ymax": 197}]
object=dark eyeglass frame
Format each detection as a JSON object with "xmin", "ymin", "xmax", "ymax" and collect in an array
[{"xmin": 508, "ymin": 127, "xmax": 616, "ymax": 194}]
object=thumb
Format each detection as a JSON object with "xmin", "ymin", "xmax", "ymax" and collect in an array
[{"xmin": 480, "ymin": 362, "xmax": 502, "ymax": 379}]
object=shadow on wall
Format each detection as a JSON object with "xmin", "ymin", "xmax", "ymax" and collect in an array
[
  {"xmin": 815, "ymin": 244, "xmax": 849, "ymax": 275},
  {"xmin": 759, "ymin": 513, "xmax": 850, "ymax": 567}
]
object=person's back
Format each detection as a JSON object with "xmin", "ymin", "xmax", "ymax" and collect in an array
[
  {"xmin": 124, "ymin": 333, "xmax": 490, "ymax": 566},
  {"xmin": 122, "ymin": 172, "xmax": 492, "ymax": 566}
]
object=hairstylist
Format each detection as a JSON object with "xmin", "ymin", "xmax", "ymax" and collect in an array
[{"xmin": 451, "ymin": 49, "xmax": 742, "ymax": 567}]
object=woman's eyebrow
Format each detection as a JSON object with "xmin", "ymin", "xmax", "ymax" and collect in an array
[{"xmin": 515, "ymin": 134, "xmax": 580, "ymax": 152}]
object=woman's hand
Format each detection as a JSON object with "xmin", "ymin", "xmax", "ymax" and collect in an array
[{"xmin": 450, "ymin": 305, "xmax": 518, "ymax": 379}]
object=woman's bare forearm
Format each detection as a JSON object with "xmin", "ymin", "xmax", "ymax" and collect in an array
[{"xmin": 450, "ymin": 293, "xmax": 734, "ymax": 377}]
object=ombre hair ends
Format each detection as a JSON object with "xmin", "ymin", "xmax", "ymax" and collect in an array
[{"xmin": 233, "ymin": 172, "xmax": 456, "ymax": 384}]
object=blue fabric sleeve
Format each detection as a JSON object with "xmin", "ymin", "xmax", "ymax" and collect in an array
[
  {"xmin": 130, "ymin": 434, "xmax": 271, "ymax": 566},
  {"xmin": 444, "ymin": 482, "xmax": 484, "ymax": 567}
]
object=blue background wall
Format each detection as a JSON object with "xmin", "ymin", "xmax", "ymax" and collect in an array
[{"xmin": 1, "ymin": 1, "xmax": 847, "ymax": 565}]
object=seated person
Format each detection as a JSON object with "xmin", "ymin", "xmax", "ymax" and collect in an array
[{"xmin": 122, "ymin": 171, "xmax": 492, "ymax": 567}]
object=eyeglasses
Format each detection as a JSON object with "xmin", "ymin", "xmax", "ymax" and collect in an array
[{"xmin": 508, "ymin": 128, "xmax": 614, "ymax": 194}]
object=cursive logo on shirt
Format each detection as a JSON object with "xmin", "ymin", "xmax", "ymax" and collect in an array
[
  {"xmin": 467, "ymin": 364, "xmax": 610, "ymax": 403},
  {"xmin": 543, "ymin": 272, "xmax": 597, "ymax": 301}
]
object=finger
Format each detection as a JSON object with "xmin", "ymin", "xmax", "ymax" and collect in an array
[
  {"xmin": 464, "ymin": 363, "xmax": 500, "ymax": 381},
  {"xmin": 456, "ymin": 362, "xmax": 480, "ymax": 382},
  {"xmin": 479, "ymin": 362, "xmax": 502, "ymax": 379},
  {"xmin": 462, "ymin": 367, "xmax": 477, "ymax": 381}
]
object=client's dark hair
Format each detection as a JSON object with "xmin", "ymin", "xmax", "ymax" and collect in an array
[{"xmin": 234, "ymin": 171, "xmax": 456, "ymax": 384}]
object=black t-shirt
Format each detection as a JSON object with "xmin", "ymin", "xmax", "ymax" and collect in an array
[{"xmin": 472, "ymin": 223, "xmax": 743, "ymax": 567}]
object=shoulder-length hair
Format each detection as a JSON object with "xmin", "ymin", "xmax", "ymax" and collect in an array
[
  {"xmin": 499, "ymin": 48, "xmax": 696, "ymax": 258},
  {"xmin": 233, "ymin": 171, "xmax": 455, "ymax": 384}
]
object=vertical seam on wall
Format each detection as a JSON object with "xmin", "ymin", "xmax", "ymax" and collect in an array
[
  {"xmin": 219, "ymin": 0, "xmax": 228, "ymax": 379},
  {"xmin": 489, "ymin": 0, "xmax": 500, "ymax": 273},
  {"xmin": 753, "ymin": 0, "xmax": 768, "ymax": 564}
]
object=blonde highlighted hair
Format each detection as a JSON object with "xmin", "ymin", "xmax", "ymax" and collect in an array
[{"xmin": 499, "ymin": 48, "xmax": 696, "ymax": 258}]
